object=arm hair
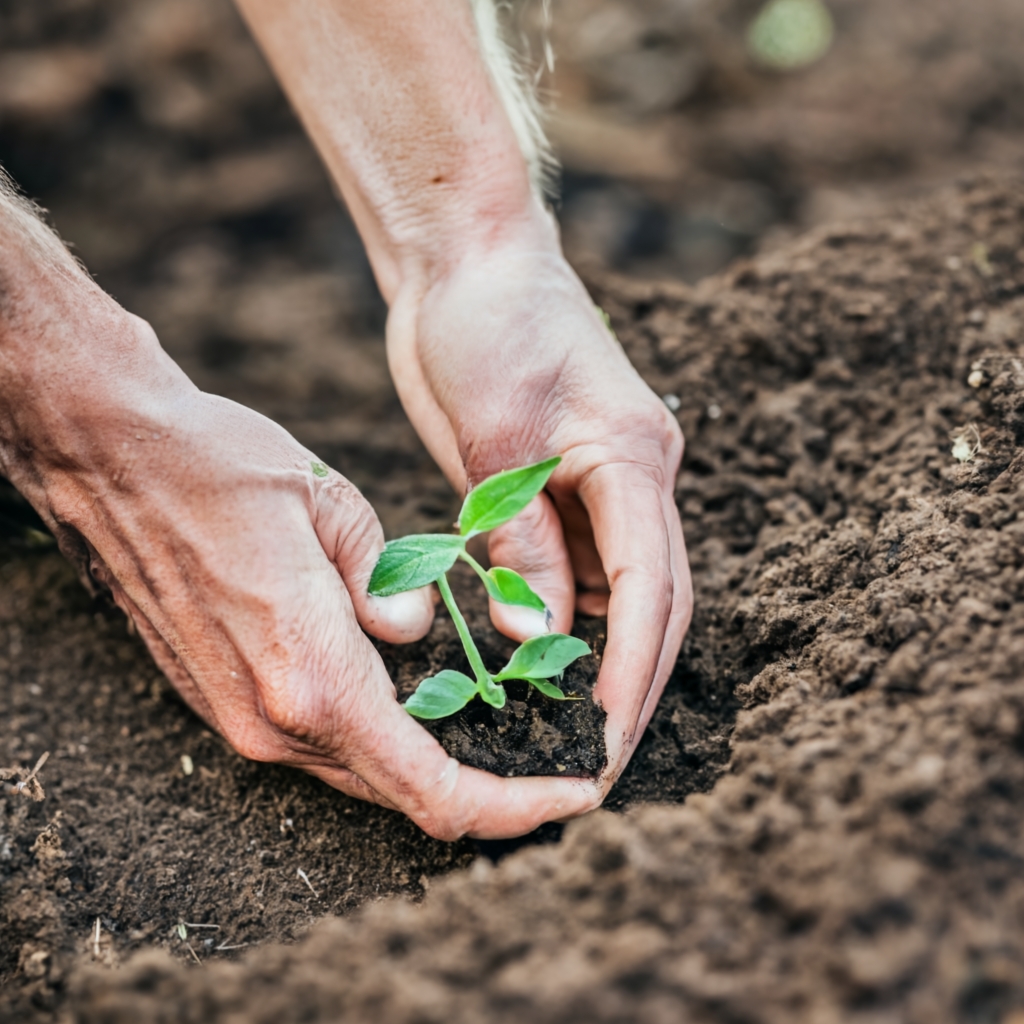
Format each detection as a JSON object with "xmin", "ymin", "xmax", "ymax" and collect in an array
[{"xmin": 469, "ymin": 0, "xmax": 558, "ymax": 199}]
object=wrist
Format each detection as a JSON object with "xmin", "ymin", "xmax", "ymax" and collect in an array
[
  {"xmin": 0, "ymin": 270, "xmax": 194, "ymax": 507},
  {"xmin": 374, "ymin": 172, "xmax": 562, "ymax": 303}
]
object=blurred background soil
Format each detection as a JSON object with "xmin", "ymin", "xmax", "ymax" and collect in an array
[{"xmin": 2, "ymin": 0, "xmax": 1024, "ymax": 1020}]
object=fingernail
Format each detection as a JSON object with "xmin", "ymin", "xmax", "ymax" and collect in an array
[{"xmin": 500, "ymin": 604, "xmax": 552, "ymax": 639}]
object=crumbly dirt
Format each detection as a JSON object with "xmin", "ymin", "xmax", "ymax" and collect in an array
[
  {"xmin": 62, "ymin": 174, "xmax": 1024, "ymax": 1024},
  {"xmin": 398, "ymin": 566, "xmax": 609, "ymax": 778}
]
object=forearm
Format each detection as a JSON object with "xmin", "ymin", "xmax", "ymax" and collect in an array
[
  {"xmin": 0, "ymin": 174, "xmax": 192, "ymax": 500},
  {"xmin": 233, "ymin": 0, "xmax": 558, "ymax": 302}
]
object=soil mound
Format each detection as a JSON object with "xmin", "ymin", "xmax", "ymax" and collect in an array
[{"xmin": 63, "ymin": 177, "xmax": 1024, "ymax": 1023}]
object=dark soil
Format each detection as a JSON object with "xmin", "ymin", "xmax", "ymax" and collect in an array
[
  {"xmin": 380, "ymin": 561, "xmax": 608, "ymax": 779},
  {"xmin": 3, "ymin": 0, "xmax": 1024, "ymax": 1021},
  {"xmin": 64, "ymin": 173, "xmax": 1024, "ymax": 1024}
]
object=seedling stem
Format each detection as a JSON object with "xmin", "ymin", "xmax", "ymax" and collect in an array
[
  {"xmin": 436, "ymin": 572, "xmax": 488, "ymax": 687},
  {"xmin": 368, "ymin": 457, "xmax": 592, "ymax": 719}
]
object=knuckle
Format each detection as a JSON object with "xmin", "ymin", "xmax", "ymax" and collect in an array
[
  {"xmin": 224, "ymin": 724, "xmax": 282, "ymax": 764},
  {"xmin": 258, "ymin": 680, "xmax": 314, "ymax": 742},
  {"xmin": 613, "ymin": 562, "xmax": 674, "ymax": 609}
]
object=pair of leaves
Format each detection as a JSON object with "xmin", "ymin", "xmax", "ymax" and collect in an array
[
  {"xmin": 404, "ymin": 634, "xmax": 591, "ymax": 719},
  {"xmin": 368, "ymin": 536, "xmax": 545, "ymax": 613}
]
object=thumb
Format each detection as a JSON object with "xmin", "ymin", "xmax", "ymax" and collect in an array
[
  {"xmin": 487, "ymin": 492, "xmax": 575, "ymax": 640},
  {"xmin": 312, "ymin": 473, "xmax": 435, "ymax": 644}
]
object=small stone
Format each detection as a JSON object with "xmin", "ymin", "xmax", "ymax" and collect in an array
[
  {"xmin": 707, "ymin": 403, "xmax": 722, "ymax": 420},
  {"xmin": 180, "ymin": 754, "xmax": 194, "ymax": 776},
  {"xmin": 662, "ymin": 393, "xmax": 681, "ymax": 411}
]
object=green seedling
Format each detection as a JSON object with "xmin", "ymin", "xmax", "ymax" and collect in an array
[{"xmin": 368, "ymin": 456, "xmax": 591, "ymax": 719}]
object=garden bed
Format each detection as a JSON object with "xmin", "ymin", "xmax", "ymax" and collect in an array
[
  {"xmin": 7, "ymin": 174, "xmax": 1024, "ymax": 1023},
  {"xmin": 4, "ymin": 0, "xmax": 1024, "ymax": 1021}
]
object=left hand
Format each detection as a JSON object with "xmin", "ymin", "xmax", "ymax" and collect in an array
[{"xmin": 387, "ymin": 228, "xmax": 694, "ymax": 798}]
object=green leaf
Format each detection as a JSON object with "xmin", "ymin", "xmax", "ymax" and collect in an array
[
  {"xmin": 479, "ymin": 566, "xmax": 546, "ymax": 612},
  {"xmin": 368, "ymin": 535, "xmax": 465, "ymax": 596},
  {"xmin": 458, "ymin": 457, "xmax": 561, "ymax": 538},
  {"xmin": 528, "ymin": 678, "xmax": 567, "ymax": 700},
  {"xmin": 311, "ymin": 461, "xmax": 329, "ymax": 478},
  {"xmin": 494, "ymin": 633, "xmax": 591, "ymax": 682},
  {"xmin": 403, "ymin": 670, "xmax": 479, "ymax": 719}
]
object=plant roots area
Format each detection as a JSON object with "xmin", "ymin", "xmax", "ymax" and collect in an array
[{"xmin": 4, "ymin": 1, "xmax": 1024, "ymax": 1022}]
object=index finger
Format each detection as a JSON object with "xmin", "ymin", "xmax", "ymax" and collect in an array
[{"xmin": 577, "ymin": 461, "xmax": 692, "ymax": 776}]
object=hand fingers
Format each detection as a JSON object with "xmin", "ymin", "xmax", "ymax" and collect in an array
[
  {"xmin": 576, "ymin": 461, "xmax": 682, "ymax": 776},
  {"xmin": 547, "ymin": 490, "xmax": 610, "ymax": 616},
  {"xmin": 634, "ymin": 490, "xmax": 693, "ymax": 740},
  {"xmin": 486, "ymin": 492, "xmax": 574, "ymax": 638},
  {"xmin": 311, "ymin": 471, "xmax": 435, "ymax": 644}
]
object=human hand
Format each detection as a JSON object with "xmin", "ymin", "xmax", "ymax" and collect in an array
[
  {"xmin": 0, "ymin": 284, "xmax": 603, "ymax": 839},
  {"xmin": 387, "ymin": 226, "xmax": 693, "ymax": 797}
]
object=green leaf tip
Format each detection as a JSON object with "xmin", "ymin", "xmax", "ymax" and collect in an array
[
  {"xmin": 458, "ymin": 456, "xmax": 561, "ymax": 538},
  {"xmin": 368, "ymin": 534, "xmax": 466, "ymax": 597},
  {"xmin": 403, "ymin": 670, "xmax": 479, "ymax": 719},
  {"xmin": 480, "ymin": 566, "xmax": 546, "ymax": 612},
  {"xmin": 494, "ymin": 633, "xmax": 591, "ymax": 682},
  {"xmin": 311, "ymin": 461, "xmax": 329, "ymax": 478}
]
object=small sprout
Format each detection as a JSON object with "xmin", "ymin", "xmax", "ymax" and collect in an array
[
  {"xmin": 747, "ymin": 0, "xmax": 834, "ymax": 70},
  {"xmin": 310, "ymin": 461, "xmax": 329, "ymax": 478},
  {"xmin": 951, "ymin": 424, "xmax": 982, "ymax": 463},
  {"xmin": 176, "ymin": 922, "xmax": 188, "ymax": 941},
  {"xmin": 368, "ymin": 457, "xmax": 592, "ymax": 719}
]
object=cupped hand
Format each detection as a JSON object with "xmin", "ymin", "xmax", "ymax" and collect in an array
[
  {"xmin": 5, "ymin": 308, "xmax": 602, "ymax": 839},
  {"xmin": 386, "ymin": 231, "xmax": 694, "ymax": 793}
]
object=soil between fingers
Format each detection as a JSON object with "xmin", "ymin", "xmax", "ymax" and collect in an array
[{"xmin": 377, "ymin": 561, "xmax": 609, "ymax": 780}]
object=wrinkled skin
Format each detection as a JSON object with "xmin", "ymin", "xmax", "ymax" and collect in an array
[{"xmin": 390, "ymin": 241, "xmax": 693, "ymax": 778}]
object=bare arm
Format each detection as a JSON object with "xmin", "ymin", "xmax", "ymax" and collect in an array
[{"xmin": 235, "ymin": 0, "xmax": 543, "ymax": 303}]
